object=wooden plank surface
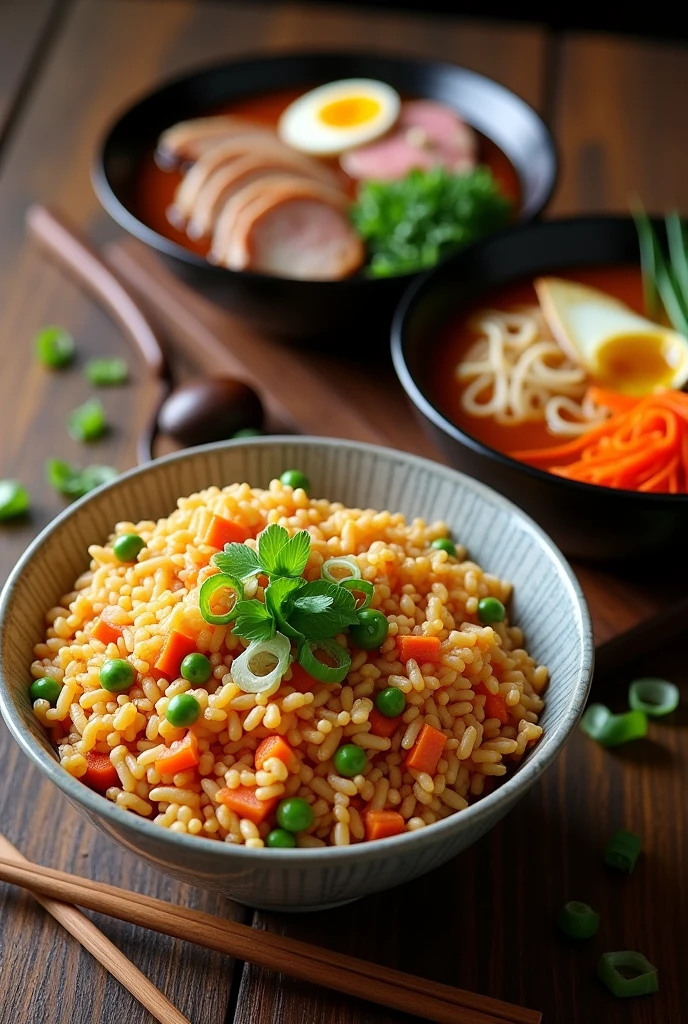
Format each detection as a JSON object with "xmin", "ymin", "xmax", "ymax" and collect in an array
[{"xmin": 0, "ymin": 0, "xmax": 61, "ymax": 143}]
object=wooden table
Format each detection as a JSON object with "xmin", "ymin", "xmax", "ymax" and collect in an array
[{"xmin": 0, "ymin": 3, "xmax": 686, "ymax": 1023}]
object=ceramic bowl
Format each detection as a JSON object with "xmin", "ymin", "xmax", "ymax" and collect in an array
[
  {"xmin": 93, "ymin": 50, "xmax": 556, "ymax": 346},
  {"xmin": 0, "ymin": 438, "xmax": 592, "ymax": 910}
]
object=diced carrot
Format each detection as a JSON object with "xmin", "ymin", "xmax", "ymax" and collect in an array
[
  {"xmin": 204, "ymin": 513, "xmax": 249, "ymax": 549},
  {"xmin": 83, "ymin": 750, "xmax": 119, "ymax": 793},
  {"xmin": 216, "ymin": 785, "xmax": 278, "ymax": 825},
  {"xmin": 91, "ymin": 608, "xmax": 124, "ymax": 646},
  {"xmin": 474, "ymin": 682, "xmax": 509, "ymax": 724},
  {"xmin": 396, "ymin": 635, "xmax": 441, "ymax": 664},
  {"xmin": 368, "ymin": 707, "xmax": 402, "ymax": 739},
  {"xmin": 405, "ymin": 723, "xmax": 447, "ymax": 775},
  {"xmin": 255, "ymin": 735, "xmax": 295, "ymax": 772},
  {"xmin": 154, "ymin": 628, "xmax": 197, "ymax": 679},
  {"xmin": 364, "ymin": 809, "xmax": 405, "ymax": 841},
  {"xmin": 154, "ymin": 731, "xmax": 200, "ymax": 775},
  {"xmin": 288, "ymin": 662, "xmax": 318, "ymax": 693}
]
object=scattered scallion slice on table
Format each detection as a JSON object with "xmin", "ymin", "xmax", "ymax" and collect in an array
[
  {"xmin": 557, "ymin": 901, "xmax": 600, "ymax": 939},
  {"xmin": 46, "ymin": 459, "xmax": 117, "ymax": 498},
  {"xmin": 35, "ymin": 325, "xmax": 75, "ymax": 368},
  {"xmin": 198, "ymin": 573, "xmax": 244, "ymax": 626},
  {"xmin": 0, "ymin": 480, "xmax": 30, "ymax": 520},
  {"xmin": 67, "ymin": 398, "xmax": 107, "ymax": 442},
  {"xmin": 597, "ymin": 952, "xmax": 659, "ymax": 997},
  {"xmin": 628, "ymin": 677, "xmax": 679, "ymax": 717},
  {"xmin": 84, "ymin": 357, "xmax": 128, "ymax": 386},
  {"xmin": 579, "ymin": 703, "xmax": 648, "ymax": 747},
  {"xmin": 603, "ymin": 830, "xmax": 642, "ymax": 873},
  {"xmin": 231, "ymin": 633, "xmax": 291, "ymax": 694}
]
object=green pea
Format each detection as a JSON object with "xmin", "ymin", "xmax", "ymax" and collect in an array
[
  {"xmin": 349, "ymin": 609, "xmax": 389, "ymax": 650},
  {"xmin": 375, "ymin": 686, "xmax": 406, "ymax": 718},
  {"xmin": 100, "ymin": 658, "xmax": 135, "ymax": 693},
  {"xmin": 276, "ymin": 797, "xmax": 314, "ymax": 833},
  {"xmin": 279, "ymin": 469, "xmax": 310, "ymax": 494},
  {"xmin": 477, "ymin": 597, "xmax": 505, "ymax": 624},
  {"xmin": 29, "ymin": 677, "xmax": 61, "ymax": 706},
  {"xmin": 266, "ymin": 828, "xmax": 297, "ymax": 848},
  {"xmin": 180, "ymin": 652, "xmax": 212, "ymax": 685},
  {"xmin": 233, "ymin": 428, "xmax": 262, "ymax": 438},
  {"xmin": 113, "ymin": 533, "xmax": 145, "ymax": 562},
  {"xmin": 333, "ymin": 744, "xmax": 366, "ymax": 778},
  {"xmin": 431, "ymin": 537, "xmax": 456, "ymax": 557},
  {"xmin": 165, "ymin": 693, "xmax": 201, "ymax": 728}
]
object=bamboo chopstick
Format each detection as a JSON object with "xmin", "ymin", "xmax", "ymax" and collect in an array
[
  {"xmin": 0, "ymin": 854, "xmax": 541, "ymax": 1024},
  {"xmin": 0, "ymin": 837, "xmax": 191, "ymax": 1024}
]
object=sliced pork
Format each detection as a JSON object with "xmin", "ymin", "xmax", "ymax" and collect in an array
[
  {"xmin": 156, "ymin": 116, "xmax": 267, "ymax": 167},
  {"xmin": 341, "ymin": 99, "xmax": 477, "ymax": 181}
]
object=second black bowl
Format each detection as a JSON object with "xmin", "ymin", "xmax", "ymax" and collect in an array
[
  {"xmin": 392, "ymin": 215, "xmax": 688, "ymax": 562},
  {"xmin": 93, "ymin": 50, "xmax": 556, "ymax": 347}
]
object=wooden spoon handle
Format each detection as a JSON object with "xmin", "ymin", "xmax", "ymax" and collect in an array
[{"xmin": 25, "ymin": 204, "xmax": 167, "ymax": 379}]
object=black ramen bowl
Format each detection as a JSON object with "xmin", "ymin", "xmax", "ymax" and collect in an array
[
  {"xmin": 392, "ymin": 215, "xmax": 688, "ymax": 562},
  {"xmin": 93, "ymin": 50, "xmax": 556, "ymax": 347}
]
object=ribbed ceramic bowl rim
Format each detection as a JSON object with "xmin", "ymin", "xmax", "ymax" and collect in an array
[
  {"xmin": 391, "ymin": 214, "xmax": 688, "ymax": 505},
  {"xmin": 0, "ymin": 436, "xmax": 593, "ymax": 865}
]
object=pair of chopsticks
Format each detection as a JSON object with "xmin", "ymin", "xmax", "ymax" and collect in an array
[{"xmin": 0, "ymin": 836, "xmax": 541, "ymax": 1024}]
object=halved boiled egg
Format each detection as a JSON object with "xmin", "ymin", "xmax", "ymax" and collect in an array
[
  {"xmin": 535, "ymin": 277, "xmax": 688, "ymax": 397},
  {"xmin": 278, "ymin": 79, "xmax": 401, "ymax": 156}
]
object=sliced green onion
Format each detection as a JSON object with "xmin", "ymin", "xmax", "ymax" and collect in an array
[
  {"xmin": 628, "ymin": 677, "xmax": 679, "ymax": 717},
  {"xmin": 321, "ymin": 557, "xmax": 361, "ymax": 585},
  {"xmin": 67, "ymin": 398, "xmax": 107, "ymax": 442},
  {"xmin": 46, "ymin": 459, "xmax": 117, "ymax": 498},
  {"xmin": 231, "ymin": 632, "xmax": 290, "ymax": 695},
  {"xmin": 603, "ymin": 830, "xmax": 642, "ymax": 873},
  {"xmin": 0, "ymin": 480, "xmax": 30, "ymax": 520},
  {"xmin": 579, "ymin": 703, "xmax": 647, "ymax": 747},
  {"xmin": 35, "ymin": 326, "xmax": 75, "ymax": 369},
  {"xmin": 597, "ymin": 952, "xmax": 658, "ymax": 997},
  {"xmin": 78, "ymin": 465, "xmax": 118, "ymax": 494},
  {"xmin": 297, "ymin": 637, "xmax": 351, "ymax": 684},
  {"xmin": 199, "ymin": 573, "xmax": 243, "ymax": 625},
  {"xmin": 339, "ymin": 577, "xmax": 374, "ymax": 611},
  {"xmin": 632, "ymin": 205, "xmax": 660, "ymax": 319},
  {"xmin": 666, "ymin": 212, "xmax": 688, "ymax": 312},
  {"xmin": 84, "ymin": 357, "xmax": 128, "ymax": 386},
  {"xmin": 557, "ymin": 901, "xmax": 600, "ymax": 939}
]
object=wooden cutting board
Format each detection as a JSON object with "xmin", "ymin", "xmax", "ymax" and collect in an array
[{"xmin": 106, "ymin": 237, "xmax": 688, "ymax": 674}]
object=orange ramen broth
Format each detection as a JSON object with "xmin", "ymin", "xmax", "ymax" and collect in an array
[
  {"xmin": 133, "ymin": 86, "xmax": 522, "ymax": 260},
  {"xmin": 432, "ymin": 265, "xmax": 646, "ymax": 454}
]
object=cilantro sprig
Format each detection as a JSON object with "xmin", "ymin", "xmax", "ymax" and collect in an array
[{"xmin": 213, "ymin": 523, "xmax": 310, "ymax": 581}]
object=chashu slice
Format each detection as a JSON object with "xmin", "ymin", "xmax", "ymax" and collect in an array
[
  {"xmin": 215, "ymin": 176, "xmax": 364, "ymax": 281},
  {"xmin": 187, "ymin": 147, "xmax": 344, "ymax": 239},
  {"xmin": 170, "ymin": 133, "xmax": 305, "ymax": 225},
  {"xmin": 157, "ymin": 116, "xmax": 269, "ymax": 166}
]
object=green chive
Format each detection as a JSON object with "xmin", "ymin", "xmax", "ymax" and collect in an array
[
  {"xmin": 35, "ymin": 326, "xmax": 75, "ymax": 369},
  {"xmin": 84, "ymin": 357, "xmax": 128, "ymax": 386},
  {"xmin": 0, "ymin": 480, "xmax": 30, "ymax": 520},
  {"xmin": 67, "ymin": 399, "xmax": 107, "ymax": 442}
]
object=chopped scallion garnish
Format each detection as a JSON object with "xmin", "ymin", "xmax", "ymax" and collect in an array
[
  {"xmin": 579, "ymin": 703, "xmax": 647, "ymax": 747},
  {"xmin": 628, "ymin": 677, "xmax": 679, "ymax": 717},
  {"xmin": 35, "ymin": 326, "xmax": 75, "ymax": 369},
  {"xmin": 199, "ymin": 573, "xmax": 243, "ymax": 625},
  {"xmin": 46, "ymin": 459, "xmax": 117, "ymax": 498},
  {"xmin": 633, "ymin": 207, "xmax": 688, "ymax": 333},
  {"xmin": 557, "ymin": 901, "xmax": 600, "ymax": 939},
  {"xmin": 0, "ymin": 480, "xmax": 30, "ymax": 520},
  {"xmin": 603, "ymin": 830, "xmax": 642, "ymax": 873},
  {"xmin": 67, "ymin": 398, "xmax": 107, "ymax": 442},
  {"xmin": 85, "ymin": 357, "xmax": 128, "ymax": 386},
  {"xmin": 321, "ymin": 556, "xmax": 361, "ymax": 585},
  {"xmin": 297, "ymin": 637, "xmax": 351, "ymax": 684},
  {"xmin": 339, "ymin": 577, "xmax": 374, "ymax": 610},
  {"xmin": 597, "ymin": 951, "xmax": 658, "ymax": 997},
  {"xmin": 231, "ymin": 633, "xmax": 291, "ymax": 694}
]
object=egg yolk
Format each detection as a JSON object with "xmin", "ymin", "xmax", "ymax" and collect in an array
[
  {"xmin": 595, "ymin": 333, "xmax": 677, "ymax": 396},
  {"xmin": 318, "ymin": 96, "xmax": 381, "ymax": 128}
]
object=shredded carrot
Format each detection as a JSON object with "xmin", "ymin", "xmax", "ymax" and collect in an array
[
  {"xmin": 405, "ymin": 723, "xmax": 447, "ymax": 775},
  {"xmin": 216, "ymin": 785, "xmax": 278, "ymax": 825},
  {"xmin": 364, "ymin": 809, "xmax": 405, "ymax": 841},
  {"xmin": 287, "ymin": 663, "xmax": 318, "ymax": 693},
  {"xmin": 83, "ymin": 750, "xmax": 119, "ymax": 792},
  {"xmin": 254, "ymin": 735, "xmax": 296, "ymax": 772},
  {"xmin": 474, "ymin": 682, "xmax": 509, "ymax": 724},
  {"xmin": 154, "ymin": 731, "xmax": 200, "ymax": 775},
  {"xmin": 368, "ymin": 707, "xmax": 403, "ymax": 738},
  {"xmin": 204, "ymin": 513, "xmax": 249, "ymax": 549},
  {"xmin": 396, "ymin": 635, "xmax": 441, "ymax": 664},
  {"xmin": 154, "ymin": 628, "xmax": 197, "ymax": 679},
  {"xmin": 511, "ymin": 389, "xmax": 688, "ymax": 492},
  {"xmin": 90, "ymin": 608, "xmax": 124, "ymax": 647}
]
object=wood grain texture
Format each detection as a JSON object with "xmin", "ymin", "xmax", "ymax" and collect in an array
[
  {"xmin": 550, "ymin": 32, "xmax": 688, "ymax": 215},
  {"xmin": 0, "ymin": 0, "xmax": 61, "ymax": 143}
]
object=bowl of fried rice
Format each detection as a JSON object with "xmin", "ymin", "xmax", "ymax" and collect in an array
[{"xmin": 0, "ymin": 437, "xmax": 593, "ymax": 910}]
